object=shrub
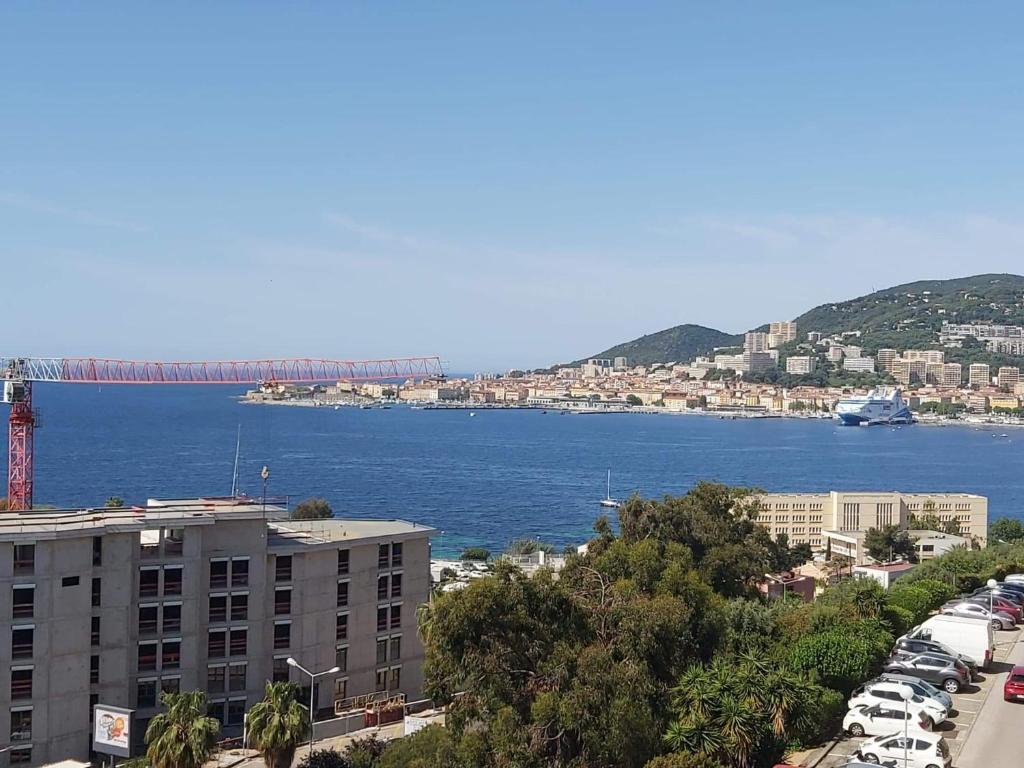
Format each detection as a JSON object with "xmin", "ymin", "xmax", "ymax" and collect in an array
[
  {"xmin": 881, "ymin": 604, "xmax": 915, "ymax": 637},
  {"xmin": 886, "ymin": 586, "xmax": 933, "ymax": 625},
  {"xmin": 460, "ymin": 547, "xmax": 490, "ymax": 561},
  {"xmin": 298, "ymin": 750, "xmax": 349, "ymax": 768},
  {"xmin": 790, "ymin": 685, "xmax": 845, "ymax": 747},
  {"xmin": 291, "ymin": 497, "xmax": 333, "ymax": 520},
  {"xmin": 909, "ymin": 578, "xmax": 957, "ymax": 610}
]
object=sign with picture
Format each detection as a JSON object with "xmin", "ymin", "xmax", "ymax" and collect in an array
[{"xmin": 93, "ymin": 704, "xmax": 134, "ymax": 758}]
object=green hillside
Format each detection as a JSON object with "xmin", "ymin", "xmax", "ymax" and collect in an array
[{"xmin": 578, "ymin": 324, "xmax": 741, "ymax": 366}]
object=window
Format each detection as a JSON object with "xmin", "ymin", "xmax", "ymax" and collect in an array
[
  {"xmin": 11, "ymin": 669, "xmax": 32, "ymax": 700},
  {"xmin": 208, "ymin": 700, "xmax": 226, "ymax": 727},
  {"xmin": 389, "ymin": 636, "xmax": 401, "ymax": 661},
  {"xmin": 229, "ymin": 663, "xmax": 247, "ymax": 692},
  {"xmin": 334, "ymin": 678, "xmax": 347, "ymax": 702},
  {"xmin": 336, "ymin": 646, "xmax": 348, "ymax": 673},
  {"xmin": 209, "ymin": 595, "xmax": 228, "ymax": 623},
  {"xmin": 163, "ymin": 566, "xmax": 183, "ymax": 596},
  {"xmin": 272, "ymin": 657, "xmax": 290, "ymax": 683},
  {"xmin": 388, "ymin": 667, "xmax": 400, "ymax": 690},
  {"xmin": 92, "ymin": 577, "xmax": 102, "ymax": 606},
  {"xmin": 163, "ymin": 604, "xmax": 182, "ymax": 634},
  {"xmin": 10, "ymin": 709, "xmax": 32, "ymax": 742},
  {"xmin": 390, "ymin": 604, "xmax": 401, "ymax": 629},
  {"xmin": 162, "ymin": 640, "xmax": 181, "ymax": 669},
  {"xmin": 210, "ymin": 560, "xmax": 229, "ymax": 589},
  {"xmin": 229, "ymin": 628, "xmax": 247, "ymax": 657},
  {"xmin": 275, "ymin": 555, "xmax": 292, "ymax": 582},
  {"xmin": 273, "ymin": 623, "xmax": 291, "ymax": 650},
  {"xmin": 391, "ymin": 573, "xmax": 402, "ymax": 599},
  {"xmin": 391, "ymin": 542, "xmax": 403, "ymax": 567},
  {"xmin": 9, "ymin": 749, "xmax": 31, "ymax": 765},
  {"xmin": 378, "ymin": 544, "xmax": 390, "ymax": 569},
  {"xmin": 274, "ymin": 588, "xmax": 291, "ymax": 616},
  {"xmin": 377, "ymin": 636, "xmax": 400, "ymax": 664},
  {"xmin": 207, "ymin": 665, "xmax": 226, "ymax": 694},
  {"xmin": 137, "ymin": 679, "xmax": 157, "ymax": 708},
  {"xmin": 140, "ymin": 531, "xmax": 161, "ymax": 559},
  {"xmin": 336, "ymin": 613, "xmax": 348, "ymax": 641},
  {"xmin": 161, "ymin": 677, "xmax": 180, "ymax": 695},
  {"xmin": 92, "ymin": 616, "xmax": 101, "ymax": 646},
  {"xmin": 139, "ymin": 605, "xmax": 159, "ymax": 635},
  {"xmin": 227, "ymin": 699, "xmax": 246, "ymax": 727},
  {"xmin": 13, "ymin": 544, "xmax": 34, "ymax": 575},
  {"xmin": 375, "ymin": 669, "xmax": 387, "ymax": 692},
  {"xmin": 164, "ymin": 529, "xmax": 184, "ymax": 557},
  {"xmin": 139, "ymin": 642, "xmax": 158, "ymax": 671},
  {"xmin": 139, "ymin": 568, "xmax": 160, "ymax": 598},
  {"xmin": 231, "ymin": 558, "xmax": 249, "ymax": 588},
  {"xmin": 62, "ymin": 576, "xmax": 80, "ymax": 588},
  {"xmin": 12, "ymin": 586, "xmax": 33, "ymax": 619},
  {"xmin": 11, "ymin": 627, "xmax": 33, "ymax": 659},
  {"xmin": 208, "ymin": 630, "xmax": 227, "ymax": 658},
  {"xmin": 337, "ymin": 581, "xmax": 349, "ymax": 608},
  {"xmin": 377, "ymin": 576, "xmax": 388, "ymax": 602},
  {"xmin": 338, "ymin": 549, "xmax": 350, "ymax": 575},
  {"xmin": 230, "ymin": 594, "xmax": 248, "ymax": 622},
  {"xmin": 376, "ymin": 638, "xmax": 388, "ymax": 665},
  {"xmin": 377, "ymin": 607, "xmax": 388, "ymax": 633},
  {"xmin": 90, "ymin": 655, "xmax": 100, "ymax": 684}
]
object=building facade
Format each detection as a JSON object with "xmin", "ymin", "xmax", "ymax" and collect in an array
[
  {"xmin": 0, "ymin": 499, "xmax": 433, "ymax": 766},
  {"xmin": 969, "ymin": 363, "xmax": 991, "ymax": 388}
]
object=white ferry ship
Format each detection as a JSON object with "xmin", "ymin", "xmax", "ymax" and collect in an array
[{"xmin": 834, "ymin": 388, "xmax": 913, "ymax": 426}]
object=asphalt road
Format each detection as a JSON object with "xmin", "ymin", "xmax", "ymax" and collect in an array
[{"xmin": 956, "ymin": 630, "xmax": 1024, "ymax": 767}]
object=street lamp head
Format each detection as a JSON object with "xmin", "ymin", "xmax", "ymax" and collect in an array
[
  {"xmin": 327, "ymin": 666, "xmax": 340, "ymax": 674},
  {"xmin": 286, "ymin": 657, "xmax": 298, "ymax": 667},
  {"xmin": 899, "ymin": 687, "xmax": 914, "ymax": 701},
  {"xmin": 987, "ymin": 578, "xmax": 998, "ymax": 589}
]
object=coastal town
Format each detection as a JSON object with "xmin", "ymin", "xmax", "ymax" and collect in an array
[{"xmin": 247, "ymin": 319, "xmax": 1024, "ymax": 425}]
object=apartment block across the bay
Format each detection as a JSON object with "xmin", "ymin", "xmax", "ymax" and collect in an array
[{"xmin": 0, "ymin": 499, "xmax": 433, "ymax": 766}]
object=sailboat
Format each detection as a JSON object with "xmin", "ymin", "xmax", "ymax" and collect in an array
[{"xmin": 599, "ymin": 469, "xmax": 620, "ymax": 508}]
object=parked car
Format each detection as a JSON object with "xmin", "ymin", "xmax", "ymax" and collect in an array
[
  {"xmin": 856, "ymin": 731, "xmax": 951, "ymax": 768},
  {"xmin": 971, "ymin": 586, "xmax": 1024, "ymax": 605},
  {"xmin": 848, "ymin": 680, "xmax": 947, "ymax": 727},
  {"xmin": 961, "ymin": 595, "xmax": 1022, "ymax": 622},
  {"xmin": 876, "ymin": 673, "xmax": 954, "ymax": 711},
  {"xmin": 883, "ymin": 653, "xmax": 970, "ymax": 693},
  {"xmin": 844, "ymin": 702, "xmax": 933, "ymax": 737},
  {"xmin": 1005, "ymin": 665, "xmax": 1024, "ymax": 702},
  {"xmin": 940, "ymin": 600, "xmax": 1015, "ymax": 630},
  {"xmin": 890, "ymin": 637, "xmax": 978, "ymax": 679},
  {"xmin": 989, "ymin": 582, "xmax": 1024, "ymax": 599},
  {"xmin": 907, "ymin": 614, "xmax": 995, "ymax": 671},
  {"xmin": 1004, "ymin": 574, "xmax": 1024, "ymax": 584}
]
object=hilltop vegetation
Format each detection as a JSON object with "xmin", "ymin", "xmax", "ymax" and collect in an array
[
  {"xmin": 574, "ymin": 274, "xmax": 1024, "ymax": 370},
  {"xmin": 578, "ymin": 324, "xmax": 742, "ymax": 367}
]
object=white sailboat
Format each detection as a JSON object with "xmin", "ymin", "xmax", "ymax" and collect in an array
[{"xmin": 599, "ymin": 469, "xmax": 620, "ymax": 508}]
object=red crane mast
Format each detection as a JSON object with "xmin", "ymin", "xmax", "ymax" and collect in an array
[{"xmin": 1, "ymin": 356, "xmax": 445, "ymax": 510}]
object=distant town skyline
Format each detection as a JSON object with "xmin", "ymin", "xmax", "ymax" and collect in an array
[{"xmin": 3, "ymin": 4, "xmax": 1024, "ymax": 370}]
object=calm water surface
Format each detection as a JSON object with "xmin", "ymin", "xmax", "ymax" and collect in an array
[{"xmin": 6, "ymin": 384, "xmax": 1023, "ymax": 554}]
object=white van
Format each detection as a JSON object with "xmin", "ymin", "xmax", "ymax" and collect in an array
[{"xmin": 908, "ymin": 614, "xmax": 995, "ymax": 670}]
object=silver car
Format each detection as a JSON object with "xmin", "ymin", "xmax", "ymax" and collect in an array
[{"xmin": 940, "ymin": 600, "xmax": 1015, "ymax": 630}]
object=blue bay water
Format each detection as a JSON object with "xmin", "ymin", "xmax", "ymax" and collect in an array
[{"xmin": 5, "ymin": 384, "xmax": 1023, "ymax": 555}]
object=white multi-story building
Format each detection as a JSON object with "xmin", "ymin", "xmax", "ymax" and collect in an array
[
  {"xmin": 785, "ymin": 356, "xmax": 815, "ymax": 375},
  {"xmin": 902, "ymin": 350, "xmax": 945, "ymax": 365},
  {"xmin": 842, "ymin": 357, "xmax": 875, "ymax": 373},
  {"xmin": 969, "ymin": 363, "xmax": 991, "ymax": 388},
  {"xmin": 941, "ymin": 363, "xmax": 963, "ymax": 387},
  {"xmin": 997, "ymin": 366, "xmax": 1020, "ymax": 390},
  {"xmin": 744, "ymin": 332, "xmax": 769, "ymax": 353},
  {"xmin": 876, "ymin": 349, "xmax": 898, "ymax": 373},
  {"xmin": 768, "ymin": 321, "xmax": 797, "ymax": 349}
]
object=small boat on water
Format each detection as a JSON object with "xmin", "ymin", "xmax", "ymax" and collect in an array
[{"xmin": 599, "ymin": 469, "xmax": 620, "ymax": 508}]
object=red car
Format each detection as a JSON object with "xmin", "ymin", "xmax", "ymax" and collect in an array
[{"xmin": 1004, "ymin": 666, "xmax": 1024, "ymax": 702}]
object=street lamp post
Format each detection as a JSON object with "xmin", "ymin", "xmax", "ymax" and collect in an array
[
  {"xmin": 987, "ymin": 577, "xmax": 998, "ymax": 624},
  {"xmin": 286, "ymin": 657, "xmax": 340, "ymax": 754},
  {"xmin": 261, "ymin": 465, "xmax": 270, "ymax": 514},
  {"xmin": 900, "ymin": 686, "xmax": 914, "ymax": 767}
]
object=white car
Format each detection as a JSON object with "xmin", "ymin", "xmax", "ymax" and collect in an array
[
  {"xmin": 855, "ymin": 730, "xmax": 951, "ymax": 768},
  {"xmin": 843, "ymin": 703, "xmax": 933, "ymax": 737},
  {"xmin": 848, "ymin": 681, "xmax": 948, "ymax": 727},
  {"xmin": 1005, "ymin": 574, "xmax": 1024, "ymax": 583},
  {"xmin": 940, "ymin": 600, "xmax": 1015, "ymax": 630}
]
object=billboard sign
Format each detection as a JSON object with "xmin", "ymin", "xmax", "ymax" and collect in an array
[{"xmin": 93, "ymin": 704, "xmax": 134, "ymax": 758}]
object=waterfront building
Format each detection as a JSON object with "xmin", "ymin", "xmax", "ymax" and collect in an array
[
  {"xmin": 768, "ymin": 321, "xmax": 797, "ymax": 349},
  {"xmin": 989, "ymin": 395, "xmax": 1020, "ymax": 411},
  {"xmin": 876, "ymin": 349, "xmax": 898, "ymax": 373},
  {"xmin": 842, "ymin": 357, "xmax": 875, "ymax": 373},
  {"xmin": 997, "ymin": 366, "xmax": 1020, "ymax": 390},
  {"xmin": 968, "ymin": 363, "xmax": 991, "ymax": 388},
  {"xmin": 744, "ymin": 332, "xmax": 769, "ymax": 353},
  {"xmin": 967, "ymin": 393, "xmax": 989, "ymax": 413},
  {"xmin": 0, "ymin": 499, "xmax": 433, "ymax": 765},
  {"xmin": 941, "ymin": 363, "xmax": 962, "ymax": 387},
  {"xmin": 749, "ymin": 491, "xmax": 987, "ymax": 560},
  {"xmin": 785, "ymin": 356, "xmax": 814, "ymax": 375}
]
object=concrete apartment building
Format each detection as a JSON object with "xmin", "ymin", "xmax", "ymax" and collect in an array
[
  {"xmin": 0, "ymin": 499, "xmax": 433, "ymax": 766},
  {"xmin": 969, "ymin": 363, "xmax": 991, "ymax": 388},
  {"xmin": 785, "ymin": 356, "xmax": 814, "ymax": 375},
  {"xmin": 767, "ymin": 321, "xmax": 797, "ymax": 349},
  {"xmin": 941, "ymin": 363, "xmax": 962, "ymax": 387},
  {"xmin": 997, "ymin": 366, "xmax": 1020, "ymax": 390},
  {"xmin": 876, "ymin": 349, "xmax": 898, "ymax": 373},
  {"xmin": 751, "ymin": 491, "xmax": 987, "ymax": 563}
]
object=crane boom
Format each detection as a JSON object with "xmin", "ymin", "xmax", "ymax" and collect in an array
[{"xmin": 2, "ymin": 355, "xmax": 445, "ymax": 511}]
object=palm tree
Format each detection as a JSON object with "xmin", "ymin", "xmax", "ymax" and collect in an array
[
  {"xmin": 664, "ymin": 713, "xmax": 725, "ymax": 760},
  {"xmin": 145, "ymin": 691, "xmax": 220, "ymax": 768},
  {"xmin": 245, "ymin": 682, "xmax": 310, "ymax": 768}
]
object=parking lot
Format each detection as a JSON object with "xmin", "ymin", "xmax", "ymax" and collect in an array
[{"xmin": 814, "ymin": 628, "xmax": 1021, "ymax": 767}]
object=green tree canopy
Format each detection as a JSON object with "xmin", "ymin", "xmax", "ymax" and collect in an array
[
  {"xmin": 145, "ymin": 691, "xmax": 221, "ymax": 768},
  {"xmin": 459, "ymin": 547, "xmax": 490, "ymax": 561},
  {"xmin": 292, "ymin": 497, "xmax": 333, "ymax": 520},
  {"xmin": 990, "ymin": 517, "xmax": 1024, "ymax": 543},
  {"xmin": 105, "ymin": 496, "xmax": 124, "ymax": 508},
  {"xmin": 245, "ymin": 682, "xmax": 310, "ymax": 768},
  {"xmin": 864, "ymin": 524, "xmax": 916, "ymax": 563}
]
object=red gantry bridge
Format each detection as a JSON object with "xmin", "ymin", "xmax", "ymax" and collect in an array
[{"xmin": 1, "ymin": 356, "xmax": 445, "ymax": 510}]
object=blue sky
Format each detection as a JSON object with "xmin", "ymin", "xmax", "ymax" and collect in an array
[{"xmin": 3, "ymin": 3, "xmax": 1024, "ymax": 370}]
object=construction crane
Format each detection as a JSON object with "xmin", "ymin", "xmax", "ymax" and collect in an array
[{"xmin": 1, "ymin": 356, "xmax": 445, "ymax": 511}]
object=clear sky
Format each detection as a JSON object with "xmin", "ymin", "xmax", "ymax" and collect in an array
[{"xmin": 3, "ymin": 4, "xmax": 1023, "ymax": 370}]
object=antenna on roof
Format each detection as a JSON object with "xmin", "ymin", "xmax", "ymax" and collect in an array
[{"xmin": 230, "ymin": 425, "xmax": 241, "ymax": 498}]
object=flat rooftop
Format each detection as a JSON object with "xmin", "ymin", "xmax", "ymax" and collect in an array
[{"xmin": 268, "ymin": 518, "xmax": 435, "ymax": 550}]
